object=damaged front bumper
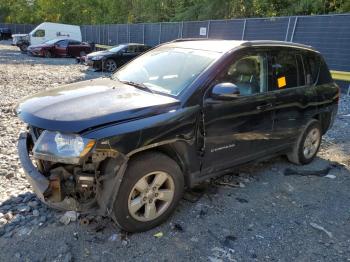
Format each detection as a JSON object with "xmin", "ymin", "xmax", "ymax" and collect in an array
[
  {"xmin": 18, "ymin": 132, "xmax": 50, "ymax": 202},
  {"xmin": 18, "ymin": 132, "xmax": 85, "ymax": 211},
  {"xmin": 17, "ymin": 132, "xmax": 127, "ymax": 216}
]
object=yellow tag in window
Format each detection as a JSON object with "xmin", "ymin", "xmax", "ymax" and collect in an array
[{"xmin": 277, "ymin": 76, "xmax": 286, "ymax": 88}]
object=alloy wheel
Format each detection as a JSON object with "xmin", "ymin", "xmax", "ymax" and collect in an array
[
  {"xmin": 303, "ymin": 127, "xmax": 321, "ymax": 159},
  {"xmin": 104, "ymin": 59, "xmax": 117, "ymax": 72},
  {"xmin": 128, "ymin": 171, "xmax": 175, "ymax": 222}
]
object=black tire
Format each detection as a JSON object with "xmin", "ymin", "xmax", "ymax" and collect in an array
[
  {"xmin": 19, "ymin": 44, "xmax": 28, "ymax": 53},
  {"xmin": 287, "ymin": 119, "xmax": 322, "ymax": 165},
  {"xmin": 113, "ymin": 152, "xmax": 184, "ymax": 232},
  {"xmin": 44, "ymin": 50, "xmax": 52, "ymax": 58},
  {"xmin": 104, "ymin": 58, "xmax": 117, "ymax": 72}
]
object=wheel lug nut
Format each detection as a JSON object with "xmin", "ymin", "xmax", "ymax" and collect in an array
[
  {"xmin": 153, "ymin": 187, "xmax": 156, "ymax": 191},
  {"xmin": 149, "ymin": 199, "xmax": 152, "ymax": 203},
  {"xmin": 155, "ymin": 193, "xmax": 158, "ymax": 197},
  {"xmin": 143, "ymin": 197, "xmax": 147, "ymax": 202}
]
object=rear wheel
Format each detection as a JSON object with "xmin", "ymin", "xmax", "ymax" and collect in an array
[
  {"xmin": 104, "ymin": 59, "xmax": 117, "ymax": 72},
  {"xmin": 287, "ymin": 119, "xmax": 322, "ymax": 165},
  {"xmin": 113, "ymin": 152, "xmax": 184, "ymax": 232}
]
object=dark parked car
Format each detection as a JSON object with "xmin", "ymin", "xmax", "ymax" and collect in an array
[
  {"xmin": 0, "ymin": 28, "xmax": 12, "ymax": 40},
  {"xmin": 27, "ymin": 38, "xmax": 92, "ymax": 58},
  {"xmin": 16, "ymin": 40, "xmax": 339, "ymax": 232},
  {"xmin": 83, "ymin": 43, "xmax": 151, "ymax": 72}
]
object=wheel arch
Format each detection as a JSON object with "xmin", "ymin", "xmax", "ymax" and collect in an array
[
  {"xmin": 312, "ymin": 111, "xmax": 332, "ymax": 134},
  {"xmin": 126, "ymin": 141, "xmax": 199, "ymax": 188}
]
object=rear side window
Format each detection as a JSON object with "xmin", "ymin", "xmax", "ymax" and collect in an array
[
  {"xmin": 269, "ymin": 50, "xmax": 300, "ymax": 90},
  {"xmin": 68, "ymin": 40, "xmax": 81, "ymax": 45}
]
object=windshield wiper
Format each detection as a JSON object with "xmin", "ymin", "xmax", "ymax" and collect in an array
[{"xmin": 120, "ymin": 80, "xmax": 155, "ymax": 94}]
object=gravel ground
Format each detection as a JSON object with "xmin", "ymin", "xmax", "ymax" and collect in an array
[{"xmin": 0, "ymin": 42, "xmax": 349, "ymax": 262}]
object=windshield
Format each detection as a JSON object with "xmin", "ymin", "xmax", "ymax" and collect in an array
[
  {"xmin": 109, "ymin": 45, "xmax": 126, "ymax": 53},
  {"xmin": 114, "ymin": 47, "xmax": 220, "ymax": 96}
]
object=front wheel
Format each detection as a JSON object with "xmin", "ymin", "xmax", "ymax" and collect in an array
[
  {"xmin": 19, "ymin": 44, "xmax": 28, "ymax": 53},
  {"xmin": 103, "ymin": 59, "xmax": 117, "ymax": 72},
  {"xmin": 287, "ymin": 119, "xmax": 322, "ymax": 165},
  {"xmin": 44, "ymin": 50, "xmax": 52, "ymax": 58},
  {"xmin": 113, "ymin": 152, "xmax": 184, "ymax": 232}
]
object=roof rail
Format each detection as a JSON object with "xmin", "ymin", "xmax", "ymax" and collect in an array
[
  {"xmin": 242, "ymin": 40, "xmax": 314, "ymax": 50},
  {"xmin": 170, "ymin": 38, "xmax": 221, "ymax": 43}
]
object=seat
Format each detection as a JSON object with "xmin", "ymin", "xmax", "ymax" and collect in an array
[{"xmin": 232, "ymin": 59, "xmax": 260, "ymax": 95}]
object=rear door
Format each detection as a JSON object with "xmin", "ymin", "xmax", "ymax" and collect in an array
[
  {"xmin": 268, "ymin": 47, "xmax": 319, "ymax": 146},
  {"xmin": 67, "ymin": 40, "xmax": 82, "ymax": 57},
  {"xmin": 202, "ymin": 48, "xmax": 277, "ymax": 172}
]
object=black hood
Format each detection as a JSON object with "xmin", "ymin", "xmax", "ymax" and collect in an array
[
  {"xmin": 16, "ymin": 78, "xmax": 180, "ymax": 133},
  {"xmin": 87, "ymin": 50, "xmax": 114, "ymax": 57}
]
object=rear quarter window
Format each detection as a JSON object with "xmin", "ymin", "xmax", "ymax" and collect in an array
[
  {"xmin": 304, "ymin": 52, "xmax": 333, "ymax": 85},
  {"xmin": 317, "ymin": 57, "xmax": 333, "ymax": 85}
]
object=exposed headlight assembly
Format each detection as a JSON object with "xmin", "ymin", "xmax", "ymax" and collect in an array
[{"xmin": 33, "ymin": 130, "xmax": 95, "ymax": 164}]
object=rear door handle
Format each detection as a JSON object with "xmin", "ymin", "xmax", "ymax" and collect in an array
[{"xmin": 256, "ymin": 103, "xmax": 273, "ymax": 111}]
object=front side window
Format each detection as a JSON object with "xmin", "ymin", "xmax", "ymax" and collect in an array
[
  {"xmin": 269, "ymin": 50, "xmax": 299, "ymax": 90},
  {"xmin": 33, "ymin": 29, "xmax": 45, "ymax": 37},
  {"xmin": 114, "ymin": 47, "xmax": 220, "ymax": 96},
  {"xmin": 56, "ymin": 40, "xmax": 68, "ymax": 48},
  {"xmin": 217, "ymin": 53, "xmax": 268, "ymax": 96},
  {"xmin": 126, "ymin": 45, "xmax": 137, "ymax": 53},
  {"xmin": 109, "ymin": 45, "xmax": 126, "ymax": 53}
]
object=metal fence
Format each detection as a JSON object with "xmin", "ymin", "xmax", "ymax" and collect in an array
[
  {"xmin": 81, "ymin": 14, "xmax": 350, "ymax": 73},
  {"xmin": 1, "ymin": 14, "xmax": 350, "ymax": 73}
]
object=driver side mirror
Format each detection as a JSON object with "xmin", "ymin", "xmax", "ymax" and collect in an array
[{"xmin": 211, "ymin": 83, "xmax": 240, "ymax": 100}]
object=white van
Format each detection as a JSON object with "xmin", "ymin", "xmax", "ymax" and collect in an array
[{"xmin": 12, "ymin": 22, "xmax": 82, "ymax": 52}]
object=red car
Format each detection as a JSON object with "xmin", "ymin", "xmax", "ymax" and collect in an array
[{"xmin": 27, "ymin": 39, "xmax": 92, "ymax": 58}]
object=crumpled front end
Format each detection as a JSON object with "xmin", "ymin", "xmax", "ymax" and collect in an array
[{"xmin": 17, "ymin": 126, "xmax": 124, "ymax": 215}]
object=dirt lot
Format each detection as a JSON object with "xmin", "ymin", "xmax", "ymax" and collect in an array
[{"xmin": 0, "ymin": 42, "xmax": 350, "ymax": 262}]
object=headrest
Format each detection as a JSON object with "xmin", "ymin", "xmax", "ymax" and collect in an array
[{"xmin": 235, "ymin": 59, "xmax": 256, "ymax": 75}]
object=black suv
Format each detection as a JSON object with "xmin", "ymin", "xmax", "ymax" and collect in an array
[
  {"xmin": 83, "ymin": 43, "xmax": 151, "ymax": 72},
  {"xmin": 17, "ymin": 40, "xmax": 339, "ymax": 232}
]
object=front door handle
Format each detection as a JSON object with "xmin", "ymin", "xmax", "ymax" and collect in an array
[{"xmin": 256, "ymin": 103, "xmax": 273, "ymax": 111}]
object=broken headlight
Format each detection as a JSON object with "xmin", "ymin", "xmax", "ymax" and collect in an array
[{"xmin": 33, "ymin": 130, "xmax": 95, "ymax": 164}]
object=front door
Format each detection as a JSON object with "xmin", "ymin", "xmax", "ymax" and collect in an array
[
  {"xmin": 54, "ymin": 40, "xmax": 69, "ymax": 57},
  {"xmin": 30, "ymin": 29, "xmax": 46, "ymax": 45},
  {"xmin": 201, "ymin": 49, "xmax": 277, "ymax": 173},
  {"xmin": 120, "ymin": 45, "xmax": 138, "ymax": 65}
]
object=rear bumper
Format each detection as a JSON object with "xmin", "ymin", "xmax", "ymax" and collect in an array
[{"xmin": 17, "ymin": 132, "xmax": 49, "ymax": 202}]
